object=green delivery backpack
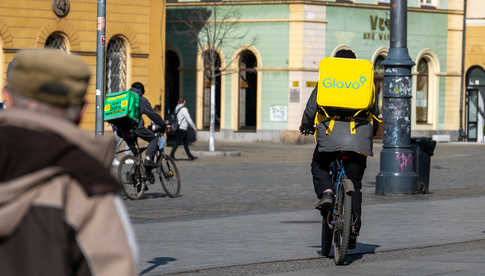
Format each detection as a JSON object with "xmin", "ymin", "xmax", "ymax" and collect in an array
[{"xmin": 104, "ymin": 90, "xmax": 141, "ymax": 127}]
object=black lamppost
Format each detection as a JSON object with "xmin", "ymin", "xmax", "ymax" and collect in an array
[
  {"xmin": 376, "ymin": 0, "xmax": 418, "ymax": 194},
  {"xmin": 95, "ymin": 0, "xmax": 106, "ymax": 136}
]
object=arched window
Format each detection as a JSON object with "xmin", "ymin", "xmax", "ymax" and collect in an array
[
  {"xmin": 416, "ymin": 59, "xmax": 429, "ymax": 124},
  {"xmin": 374, "ymin": 55, "xmax": 386, "ymax": 113},
  {"xmin": 202, "ymin": 49, "xmax": 221, "ymax": 130},
  {"xmin": 334, "ymin": 49, "xmax": 356, "ymax": 59},
  {"xmin": 44, "ymin": 32, "xmax": 68, "ymax": 51},
  {"xmin": 106, "ymin": 36, "xmax": 128, "ymax": 94}
]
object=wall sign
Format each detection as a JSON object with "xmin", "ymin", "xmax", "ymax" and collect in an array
[
  {"xmin": 363, "ymin": 15, "xmax": 390, "ymax": 41},
  {"xmin": 269, "ymin": 105, "xmax": 288, "ymax": 121}
]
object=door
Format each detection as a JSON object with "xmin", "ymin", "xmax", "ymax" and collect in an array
[{"xmin": 466, "ymin": 89, "xmax": 479, "ymax": 141}]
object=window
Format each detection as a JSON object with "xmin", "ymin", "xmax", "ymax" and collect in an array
[
  {"xmin": 416, "ymin": 59, "xmax": 429, "ymax": 124},
  {"xmin": 44, "ymin": 32, "xmax": 68, "ymax": 52},
  {"xmin": 374, "ymin": 55, "xmax": 385, "ymax": 114},
  {"xmin": 420, "ymin": 0, "xmax": 438, "ymax": 8},
  {"xmin": 106, "ymin": 36, "xmax": 128, "ymax": 94}
]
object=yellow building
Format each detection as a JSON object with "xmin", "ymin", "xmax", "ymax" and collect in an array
[
  {"xmin": 464, "ymin": 0, "xmax": 485, "ymax": 142},
  {"xmin": 0, "ymin": 0, "xmax": 166, "ymax": 131}
]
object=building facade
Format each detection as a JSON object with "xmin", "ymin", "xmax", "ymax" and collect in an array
[
  {"xmin": 0, "ymin": 0, "xmax": 166, "ymax": 131},
  {"xmin": 166, "ymin": 0, "xmax": 464, "ymax": 142}
]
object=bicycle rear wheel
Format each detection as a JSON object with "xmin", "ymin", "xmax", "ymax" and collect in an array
[
  {"xmin": 118, "ymin": 155, "xmax": 145, "ymax": 200},
  {"xmin": 321, "ymin": 207, "xmax": 333, "ymax": 257},
  {"xmin": 333, "ymin": 177, "xmax": 352, "ymax": 265},
  {"xmin": 158, "ymin": 154, "xmax": 181, "ymax": 198}
]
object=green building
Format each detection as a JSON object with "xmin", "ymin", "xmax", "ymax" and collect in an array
[{"xmin": 166, "ymin": 0, "xmax": 464, "ymax": 142}]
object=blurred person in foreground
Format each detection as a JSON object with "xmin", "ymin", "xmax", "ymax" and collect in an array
[{"xmin": 0, "ymin": 49, "xmax": 138, "ymax": 276}]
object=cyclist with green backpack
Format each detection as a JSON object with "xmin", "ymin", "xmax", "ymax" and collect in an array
[{"xmin": 113, "ymin": 82, "xmax": 169, "ymax": 168}]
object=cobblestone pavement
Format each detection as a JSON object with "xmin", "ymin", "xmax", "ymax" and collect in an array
[
  {"xmin": 123, "ymin": 141, "xmax": 485, "ymax": 223},
  {"xmin": 167, "ymin": 239, "xmax": 485, "ymax": 276}
]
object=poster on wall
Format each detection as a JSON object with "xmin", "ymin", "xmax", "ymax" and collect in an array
[{"xmin": 269, "ymin": 105, "xmax": 288, "ymax": 121}]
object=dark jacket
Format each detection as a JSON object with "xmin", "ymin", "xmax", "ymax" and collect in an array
[
  {"xmin": 130, "ymin": 87, "xmax": 165, "ymax": 129},
  {"xmin": 0, "ymin": 109, "xmax": 138, "ymax": 276},
  {"xmin": 300, "ymin": 87, "xmax": 375, "ymax": 156}
]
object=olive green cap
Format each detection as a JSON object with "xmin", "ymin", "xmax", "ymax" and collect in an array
[{"xmin": 7, "ymin": 49, "xmax": 91, "ymax": 107}]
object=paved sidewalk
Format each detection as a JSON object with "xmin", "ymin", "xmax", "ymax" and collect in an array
[{"xmin": 135, "ymin": 196, "xmax": 485, "ymax": 275}]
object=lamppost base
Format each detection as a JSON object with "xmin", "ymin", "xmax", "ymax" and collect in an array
[
  {"xmin": 376, "ymin": 147, "xmax": 418, "ymax": 195},
  {"xmin": 376, "ymin": 173, "xmax": 418, "ymax": 195}
]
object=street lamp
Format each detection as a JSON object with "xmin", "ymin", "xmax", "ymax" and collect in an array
[
  {"xmin": 376, "ymin": 0, "xmax": 418, "ymax": 194},
  {"xmin": 95, "ymin": 0, "xmax": 106, "ymax": 136}
]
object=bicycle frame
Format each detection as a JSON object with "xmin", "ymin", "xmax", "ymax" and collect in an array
[{"xmin": 332, "ymin": 161, "xmax": 345, "ymax": 215}]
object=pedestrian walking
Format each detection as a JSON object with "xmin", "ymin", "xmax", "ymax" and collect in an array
[
  {"xmin": 0, "ymin": 49, "xmax": 138, "ymax": 276},
  {"xmin": 170, "ymin": 97, "xmax": 198, "ymax": 160}
]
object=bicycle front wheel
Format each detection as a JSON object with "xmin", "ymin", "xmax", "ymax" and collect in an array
[
  {"xmin": 333, "ymin": 177, "xmax": 352, "ymax": 265},
  {"xmin": 118, "ymin": 155, "xmax": 145, "ymax": 200},
  {"xmin": 158, "ymin": 155, "xmax": 181, "ymax": 198}
]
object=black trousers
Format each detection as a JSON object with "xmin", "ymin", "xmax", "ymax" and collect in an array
[
  {"xmin": 170, "ymin": 129, "xmax": 194, "ymax": 159},
  {"xmin": 116, "ymin": 127, "xmax": 158, "ymax": 159},
  {"xmin": 311, "ymin": 147, "xmax": 366, "ymax": 233}
]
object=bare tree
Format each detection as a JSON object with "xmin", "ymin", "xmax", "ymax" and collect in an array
[{"xmin": 171, "ymin": 4, "xmax": 256, "ymax": 152}]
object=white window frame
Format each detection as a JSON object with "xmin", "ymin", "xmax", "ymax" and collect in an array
[
  {"xmin": 420, "ymin": 0, "xmax": 438, "ymax": 8},
  {"xmin": 378, "ymin": 0, "xmax": 390, "ymax": 4}
]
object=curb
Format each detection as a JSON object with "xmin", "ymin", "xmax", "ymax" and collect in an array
[{"xmin": 192, "ymin": 151, "xmax": 242, "ymax": 157}]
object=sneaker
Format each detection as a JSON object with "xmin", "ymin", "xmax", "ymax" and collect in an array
[
  {"xmin": 188, "ymin": 156, "xmax": 198, "ymax": 161},
  {"xmin": 314, "ymin": 192, "xmax": 333, "ymax": 210},
  {"xmin": 136, "ymin": 183, "xmax": 143, "ymax": 193}
]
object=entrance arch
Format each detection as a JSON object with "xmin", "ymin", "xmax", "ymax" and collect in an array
[
  {"xmin": 165, "ymin": 50, "xmax": 180, "ymax": 116},
  {"xmin": 465, "ymin": 66, "xmax": 485, "ymax": 142},
  {"xmin": 238, "ymin": 50, "xmax": 257, "ymax": 130}
]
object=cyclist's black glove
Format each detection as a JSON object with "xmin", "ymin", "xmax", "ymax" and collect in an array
[{"xmin": 299, "ymin": 125, "xmax": 315, "ymax": 136}]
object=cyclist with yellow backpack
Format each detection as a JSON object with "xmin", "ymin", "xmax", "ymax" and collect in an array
[{"xmin": 300, "ymin": 57, "xmax": 380, "ymax": 249}]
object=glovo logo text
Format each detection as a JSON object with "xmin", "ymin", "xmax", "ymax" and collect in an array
[{"xmin": 322, "ymin": 76, "xmax": 367, "ymax": 90}]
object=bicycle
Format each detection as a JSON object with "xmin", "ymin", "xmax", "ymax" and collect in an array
[
  {"xmin": 320, "ymin": 152, "xmax": 356, "ymax": 265},
  {"xmin": 117, "ymin": 130, "xmax": 181, "ymax": 199}
]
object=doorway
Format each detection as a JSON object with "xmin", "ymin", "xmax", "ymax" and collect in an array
[
  {"xmin": 165, "ymin": 50, "xmax": 180, "ymax": 116},
  {"xmin": 465, "ymin": 66, "xmax": 485, "ymax": 142},
  {"xmin": 202, "ymin": 49, "xmax": 221, "ymax": 130},
  {"xmin": 238, "ymin": 50, "xmax": 257, "ymax": 130}
]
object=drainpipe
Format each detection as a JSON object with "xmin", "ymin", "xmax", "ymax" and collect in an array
[
  {"xmin": 458, "ymin": 0, "xmax": 467, "ymax": 141},
  {"xmin": 95, "ymin": 0, "xmax": 106, "ymax": 136}
]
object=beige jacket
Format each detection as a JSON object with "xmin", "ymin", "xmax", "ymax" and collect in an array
[{"xmin": 0, "ymin": 109, "xmax": 138, "ymax": 276}]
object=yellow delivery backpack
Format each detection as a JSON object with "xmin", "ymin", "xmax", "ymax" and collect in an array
[{"xmin": 315, "ymin": 57, "xmax": 380, "ymax": 136}]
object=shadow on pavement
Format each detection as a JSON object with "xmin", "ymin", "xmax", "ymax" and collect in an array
[
  {"xmin": 312, "ymin": 242, "xmax": 380, "ymax": 264},
  {"xmin": 142, "ymin": 192, "xmax": 169, "ymax": 199},
  {"xmin": 345, "ymin": 242, "xmax": 380, "ymax": 264},
  {"xmin": 140, "ymin": 257, "xmax": 177, "ymax": 275}
]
